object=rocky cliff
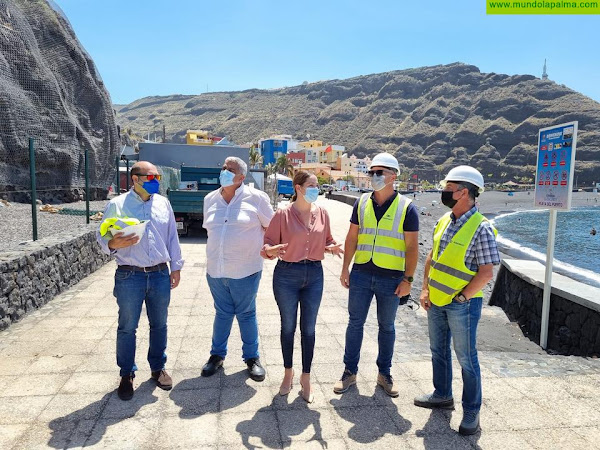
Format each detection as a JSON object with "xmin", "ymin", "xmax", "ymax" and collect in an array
[
  {"xmin": 0, "ymin": 0, "xmax": 119, "ymax": 202},
  {"xmin": 117, "ymin": 63, "xmax": 600, "ymax": 184}
]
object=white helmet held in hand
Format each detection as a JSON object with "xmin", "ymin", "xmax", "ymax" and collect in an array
[
  {"xmin": 369, "ymin": 152, "xmax": 399, "ymax": 171},
  {"xmin": 440, "ymin": 165, "xmax": 485, "ymax": 193}
]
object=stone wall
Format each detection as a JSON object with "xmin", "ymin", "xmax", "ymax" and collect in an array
[
  {"xmin": 490, "ymin": 261, "xmax": 600, "ymax": 356},
  {"xmin": 327, "ymin": 192, "xmax": 358, "ymax": 206},
  {"xmin": 0, "ymin": 225, "xmax": 111, "ymax": 331}
]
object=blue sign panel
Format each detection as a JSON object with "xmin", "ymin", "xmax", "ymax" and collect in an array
[{"xmin": 534, "ymin": 121, "xmax": 577, "ymax": 210}]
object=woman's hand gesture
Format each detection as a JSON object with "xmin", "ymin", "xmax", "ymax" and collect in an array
[{"xmin": 325, "ymin": 243, "xmax": 344, "ymax": 258}]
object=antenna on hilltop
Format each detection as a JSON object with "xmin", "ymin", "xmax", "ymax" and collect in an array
[{"xmin": 542, "ymin": 59, "xmax": 548, "ymax": 80}]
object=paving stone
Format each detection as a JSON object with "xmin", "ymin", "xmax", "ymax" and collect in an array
[
  {"xmin": 0, "ymin": 373, "xmax": 70, "ymax": 397},
  {"xmin": 60, "ymin": 371, "xmax": 122, "ymax": 394},
  {"xmin": 27, "ymin": 354, "xmax": 83, "ymax": 374},
  {"xmin": 462, "ymin": 430, "xmax": 535, "ymax": 449},
  {"xmin": 521, "ymin": 428, "xmax": 590, "ymax": 449},
  {"xmin": 485, "ymin": 399, "xmax": 557, "ymax": 430},
  {"xmin": 1, "ymin": 355, "xmax": 35, "ymax": 375},
  {"xmin": 38, "ymin": 392, "xmax": 112, "ymax": 422},
  {"xmin": 101, "ymin": 388, "xmax": 162, "ymax": 420},
  {"xmin": 219, "ymin": 410, "xmax": 281, "ymax": 447},
  {"xmin": 277, "ymin": 407, "xmax": 341, "ymax": 443},
  {"xmin": 333, "ymin": 405, "xmax": 407, "ymax": 445},
  {"xmin": 38, "ymin": 338, "xmax": 102, "ymax": 356},
  {"xmin": 165, "ymin": 387, "xmax": 220, "ymax": 417},
  {"xmin": 154, "ymin": 414, "xmax": 218, "ymax": 448},
  {"xmin": 0, "ymin": 424, "xmax": 29, "ymax": 449},
  {"xmin": 219, "ymin": 383, "xmax": 274, "ymax": 413},
  {"xmin": 85, "ymin": 414, "xmax": 160, "ymax": 449},
  {"xmin": 16, "ymin": 419, "xmax": 96, "ymax": 450},
  {"xmin": 0, "ymin": 339, "xmax": 55, "ymax": 357},
  {"xmin": 0, "ymin": 395, "xmax": 53, "ymax": 424}
]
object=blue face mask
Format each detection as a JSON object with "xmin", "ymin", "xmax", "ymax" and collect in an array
[
  {"xmin": 220, "ymin": 170, "xmax": 235, "ymax": 187},
  {"xmin": 141, "ymin": 179, "xmax": 160, "ymax": 195},
  {"xmin": 303, "ymin": 187, "xmax": 319, "ymax": 203}
]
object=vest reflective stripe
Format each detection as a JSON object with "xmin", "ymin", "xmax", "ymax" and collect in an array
[
  {"xmin": 428, "ymin": 211, "xmax": 496, "ymax": 306},
  {"xmin": 377, "ymin": 229, "xmax": 405, "ymax": 240},
  {"xmin": 355, "ymin": 193, "xmax": 411, "ymax": 270},
  {"xmin": 356, "ymin": 244, "xmax": 406, "ymax": 258},
  {"xmin": 428, "ymin": 278, "xmax": 457, "ymax": 295},
  {"xmin": 430, "ymin": 260, "xmax": 474, "ymax": 281}
]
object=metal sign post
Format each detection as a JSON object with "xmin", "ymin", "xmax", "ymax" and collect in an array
[{"xmin": 534, "ymin": 121, "xmax": 578, "ymax": 349}]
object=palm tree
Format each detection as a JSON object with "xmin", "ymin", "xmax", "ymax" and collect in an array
[
  {"xmin": 249, "ymin": 146, "xmax": 263, "ymax": 168},
  {"xmin": 275, "ymin": 155, "xmax": 293, "ymax": 177}
]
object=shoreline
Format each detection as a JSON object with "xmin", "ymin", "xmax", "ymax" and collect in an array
[{"xmin": 395, "ymin": 190, "xmax": 600, "ymax": 292}]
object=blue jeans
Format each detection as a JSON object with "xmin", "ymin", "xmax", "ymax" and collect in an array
[
  {"xmin": 427, "ymin": 297, "xmax": 483, "ymax": 412},
  {"xmin": 343, "ymin": 269, "xmax": 408, "ymax": 376},
  {"xmin": 206, "ymin": 271, "xmax": 261, "ymax": 361},
  {"xmin": 273, "ymin": 260, "xmax": 324, "ymax": 373},
  {"xmin": 113, "ymin": 267, "xmax": 171, "ymax": 377}
]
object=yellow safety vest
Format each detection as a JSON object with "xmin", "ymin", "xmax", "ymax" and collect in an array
[
  {"xmin": 355, "ymin": 193, "xmax": 411, "ymax": 271},
  {"xmin": 99, "ymin": 217, "xmax": 141, "ymax": 237},
  {"xmin": 428, "ymin": 211, "xmax": 497, "ymax": 306}
]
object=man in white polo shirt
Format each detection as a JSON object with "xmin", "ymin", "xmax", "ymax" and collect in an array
[{"xmin": 201, "ymin": 156, "xmax": 274, "ymax": 381}]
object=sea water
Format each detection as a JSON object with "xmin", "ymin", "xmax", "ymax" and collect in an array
[{"xmin": 492, "ymin": 207, "xmax": 600, "ymax": 287}]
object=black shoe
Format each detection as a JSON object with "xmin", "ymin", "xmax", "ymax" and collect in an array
[
  {"xmin": 117, "ymin": 376, "xmax": 134, "ymax": 401},
  {"xmin": 246, "ymin": 358, "xmax": 265, "ymax": 382},
  {"xmin": 201, "ymin": 355, "xmax": 224, "ymax": 377}
]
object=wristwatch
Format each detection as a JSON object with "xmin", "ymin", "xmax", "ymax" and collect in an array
[
  {"xmin": 403, "ymin": 276, "xmax": 414, "ymax": 283},
  {"xmin": 454, "ymin": 293, "xmax": 468, "ymax": 303}
]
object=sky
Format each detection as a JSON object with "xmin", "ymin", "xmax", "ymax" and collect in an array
[{"xmin": 54, "ymin": 0, "xmax": 600, "ymax": 105}]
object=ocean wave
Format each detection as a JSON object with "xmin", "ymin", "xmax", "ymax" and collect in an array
[{"xmin": 492, "ymin": 212, "xmax": 600, "ymax": 288}]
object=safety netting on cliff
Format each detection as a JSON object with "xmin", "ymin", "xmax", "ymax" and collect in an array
[{"xmin": 0, "ymin": 0, "xmax": 119, "ymax": 201}]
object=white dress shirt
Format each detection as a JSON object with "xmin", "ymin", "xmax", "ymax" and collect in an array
[{"xmin": 203, "ymin": 184, "xmax": 274, "ymax": 279}]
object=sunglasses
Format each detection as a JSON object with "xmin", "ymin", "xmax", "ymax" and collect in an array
[
  {"xmin": 368, "ymin": 170, "xmax": 390, "ymax": 177},
  {"xmin": 136, "ymin": 174, "xmax": 162, "ymax": 181}
]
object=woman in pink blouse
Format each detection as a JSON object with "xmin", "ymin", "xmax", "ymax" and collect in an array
[{"xmin": 261, "ymin": 171, "xmax": 343, "ymax": 403}]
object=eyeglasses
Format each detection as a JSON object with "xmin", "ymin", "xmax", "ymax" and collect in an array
[
  {"xmin": 135, "ymin": 174, "xmax": 162, "ymax": 181},
  {"xmin": 368, "ymin": 169, "xmax": 390, "ymax": 177}
]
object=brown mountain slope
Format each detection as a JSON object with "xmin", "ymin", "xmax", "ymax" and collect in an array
[{"xmin": 116, "ymin": 63, "xmax": 600, "ymax": 184}]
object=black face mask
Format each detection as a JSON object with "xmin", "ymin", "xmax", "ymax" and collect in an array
[{"xmin": 441, "ymin": 190, "xmax": 458, "ymax": 208}]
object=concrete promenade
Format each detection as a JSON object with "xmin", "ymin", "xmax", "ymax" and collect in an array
[{"xmin": 1, "ymin": 197, "xmax": 600, "ymax": 449}]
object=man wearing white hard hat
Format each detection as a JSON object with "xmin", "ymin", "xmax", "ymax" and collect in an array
[
  {"xmin": 414, "ymin": 165, "xmax": 499, "ymax": 436},
  {"xmin": 335, "ymin": 152, "xmax": 419, "ymax": 397}
]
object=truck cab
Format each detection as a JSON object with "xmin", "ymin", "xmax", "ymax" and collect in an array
[{"xmin": 168, "ymin": 167, "xmax": 221, "ymax": 236}]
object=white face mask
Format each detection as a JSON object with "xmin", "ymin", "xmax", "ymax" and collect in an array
[{"xmin": 371, "ymin": 174, "xmax": 387, "ymax": 191}]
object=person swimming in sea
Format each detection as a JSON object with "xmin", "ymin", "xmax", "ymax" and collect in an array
[{"xmin": 592, "ymin": 227, "xmax": 597, "ymax": 236}]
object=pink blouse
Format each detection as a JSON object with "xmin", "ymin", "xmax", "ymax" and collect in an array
[{"xmin": 262, "ymin": 204, "xmax": 336, "ymax": 262}]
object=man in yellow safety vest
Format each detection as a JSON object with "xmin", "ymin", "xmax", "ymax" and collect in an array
[
  {"xmin": 414, "ymin": 165, "xmax": 500, "ymax": 436},
  {"xmin": 335, "ymin": 152, "xmax": 419, "ymax": 397}
]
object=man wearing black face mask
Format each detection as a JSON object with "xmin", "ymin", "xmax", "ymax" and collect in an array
[
  {"xmin": 96, "ymin": 161, "xmax": 184, "ymax": 400},
  {"xmin": 414, "ymin": 165, "xmax": 499, "ymax": 436}
]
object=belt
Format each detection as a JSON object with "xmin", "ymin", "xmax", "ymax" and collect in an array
[
  {"xmin": 278, "ymin": 259, "xmax": 321, "ymax": 265},
  {"xmin": 117, "ymin": 263, "xmax": 168, "ymax": 273}
]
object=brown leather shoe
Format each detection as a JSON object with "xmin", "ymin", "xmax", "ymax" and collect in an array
[
  {"xmin": 377, "ymin": 373, "xmax": 399, "ymax": 397},
  {"xmin": 151, "ymin": 369, "xmax": 173, "ymax": 390}
]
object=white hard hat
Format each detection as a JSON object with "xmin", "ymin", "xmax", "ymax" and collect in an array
[
  {"xmin": 369, "ymin": 152, "xmax": 399, "ymax": 171},
  {"xmin": 440, "ymin": 165, "xmax": 485, "ymax": 193}
]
